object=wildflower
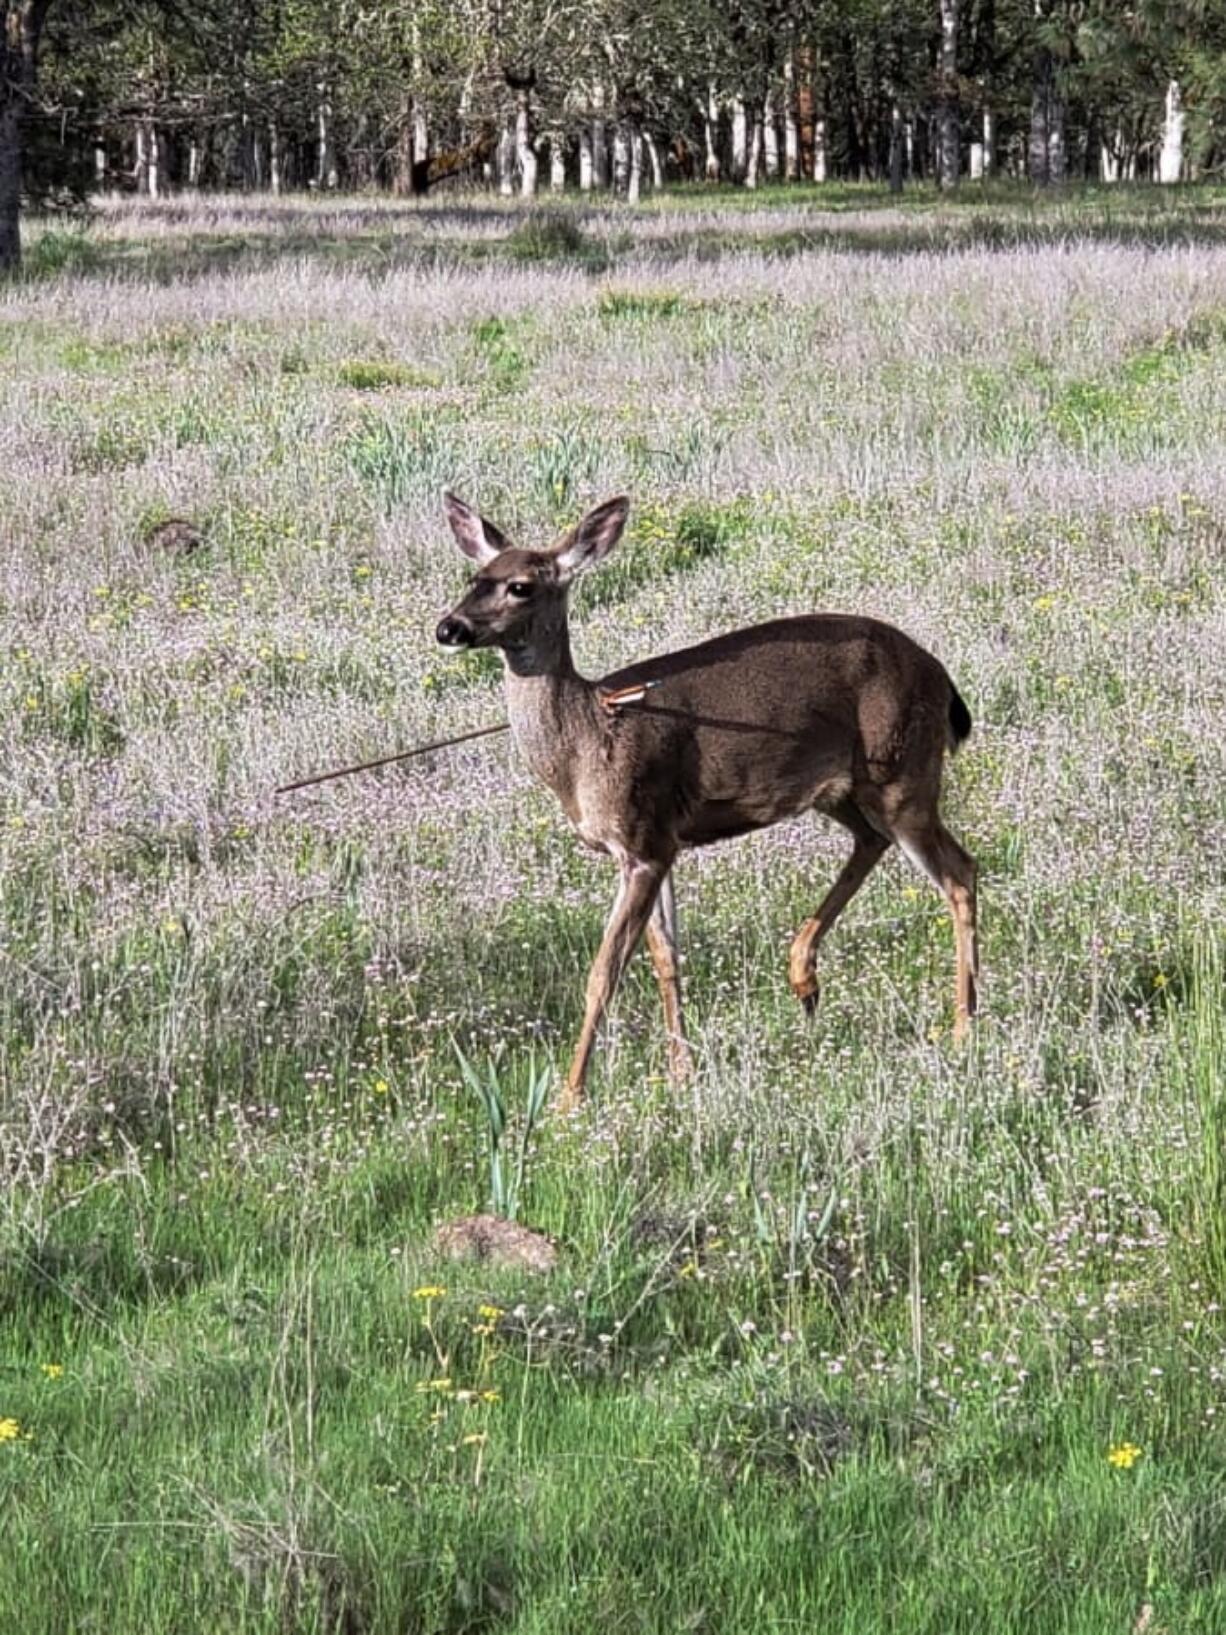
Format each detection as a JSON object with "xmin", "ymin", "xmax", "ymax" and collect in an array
[
  {"xmin": 413, "ymin": 1285, "xmax": 446, "ymax": 1300},
  {"xmin": 0, "ymin": 1418, "xmax": 21, "ymax": 1442},
  {"xmin": 477, "ymin": 1304, "xmax": 504, "ymax": 1321},
  {"xmin": 40, "ymin": 1364, "xmax": 63, "ymax": 1380},
  {"xmin": 415, "ymin": 1377, "xmax": 453, "ymax": 1394},
  {"xmin": 373, "ymin": 1079, "xmax": 390, "ymax": 1095},
  {"xmin": 1107, "ymin": 1441, "xmax": 1142, "ymax": 1469},
  {"xmin": 480, "ymin": 1389, "xmax": 501, "ymax": 1404},
  {"xmin": 461, "ymin": 1432, "xmax": 488, "ymax": 1447}
]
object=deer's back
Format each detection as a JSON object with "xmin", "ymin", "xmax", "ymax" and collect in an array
[{"xmin": 593, "ymin": 616, "xmax": 955, "ymax": 852}]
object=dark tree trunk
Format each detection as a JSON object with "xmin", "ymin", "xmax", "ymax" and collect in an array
[
  {"xmin": 1, "ymin": 0, "xmax": 52, "ymax": 273},
  {"xmin": 938, "ymin": 0, "xmax": 960, "ymax": 188}
]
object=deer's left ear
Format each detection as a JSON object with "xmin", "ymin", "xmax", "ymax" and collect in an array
[{"xmin": 554, "ymin": 496, "xmax": 630, "ymax": 580}]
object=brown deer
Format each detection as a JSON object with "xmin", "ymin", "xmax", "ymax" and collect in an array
[{"xmin": 436, "ymin": 493, "xmax": 978, "ymax": 1109}]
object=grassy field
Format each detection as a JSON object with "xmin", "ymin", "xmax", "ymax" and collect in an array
[{"xmin": 2, "ymin": 182, "xmax": 1226, "ymax": 1633}]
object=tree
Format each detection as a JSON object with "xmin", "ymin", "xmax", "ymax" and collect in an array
[{"xmin": 1, "ymin": 0, "xmax": 51, "ymax": 271}]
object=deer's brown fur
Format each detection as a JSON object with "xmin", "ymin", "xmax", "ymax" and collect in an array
[{"xmin": 437, "ymin": 494, "xmax": 978, "ymax": 1108}]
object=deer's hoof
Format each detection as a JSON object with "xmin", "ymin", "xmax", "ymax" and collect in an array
[{"xmin": 797, "ymin": 982, "xmax": 821, "ymax": 1018}]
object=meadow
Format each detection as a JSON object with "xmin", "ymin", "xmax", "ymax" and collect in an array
[{"xmin": 2, "ymin": 182, "xmax": 1226, "ymax": 1633}]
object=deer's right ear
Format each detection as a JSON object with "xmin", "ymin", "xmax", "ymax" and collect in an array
[{"xmin": 443, "ymin": 493, "xmax": 511, "ymax": 566}]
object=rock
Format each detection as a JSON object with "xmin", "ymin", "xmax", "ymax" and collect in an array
[
  {"xmin": 146, "ymin": 518, "xmax": 206, "ymax": 555},
  {"xmin": 432, "ymin": 1214, "xmax": 558, "ymax": 1274}
]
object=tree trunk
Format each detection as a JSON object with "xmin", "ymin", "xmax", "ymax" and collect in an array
[
  {"xmin": 515, "ymin": 87, "xmax": 537, "ymax": 197},
  {"xmin": 592, "ymin": 84, "xmax": 608, "ymax": 187},
  {"xmin": 796, "ymin": 44, "xmax": 816, "ymax": 177},
  {"xmin": 549, "ymin": 132, "xmax": 566, "ymax": 190},
  {"xmin": 316, "ymin": 86, "xmax": 337, "ymax": 189},
  {"xmin": 497, "ymin": 122, "xmax": 514, "ymax": 195},
  {"xmin": 1, "ymin": 0, "xmax": 51, "ymax": 274},
  {"xmin": 813, "ymin": 115, "xmax": 828, "ymax": 182},
  {"xmin": 1159, "ymin": 80, "xmax": 1184, "ymax": 183},
  {"xmin": 783, "ymin": 58, "xmax": 799, "ymax": 179},
  {"xmin": 745, "ymin": 108, "xmax": 762, "ymax": 189},
  {"xmin": 626, "ymin": 122, "xmax": 643, "ymax": 203},
  {"xmin": 94, "ymin": 141, "xmax": 106, "ymax": 184},
  {"xmin": 578, "ymin": 125, "xmax": 593, "ymax": 190},
  {"xmin": 0, "ymin": 99, "xmax": 20, "ymax": 272},
  {"xmin": 731, "ymin": 98, "xmax": 748, "ymax": 181},
  {"xmin": 612, "ymin": 124, "xmax": 629, "ymax": 193},
  {"xmin": 1047, "ymin": 89, "xmax": 1065, "ymax": 183},
  {"xmin": 644, "ymin": 130, "xmax": 662, "ymax": 190},
  {"xmin": 938, "ymin": 0, "xmax": 959, "ymax": 188},
  {"xmin": 703, "ymin": 85, "xmax": 720, "ymax": 179},
  {"xmin": 889, "ymin": 101, "xmax": 904, "ymax": 192},
  {"xmin": 969, "ymin": 141, "xmax": 983, "ymax": 179},
  {"xmin": 982, "ymin": 107, "xmax": 995, "ymax": 175},
  {"xmin": 187, "ymin": 137, "xmax": 202, "ymax": 188},
  {"xmin": 763, "ymin": 91, "xmax": 779, "ymax": 178}
]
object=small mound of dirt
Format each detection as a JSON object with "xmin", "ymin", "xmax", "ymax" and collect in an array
[
  {"xmin": 146, "ymin": 517, "xmax": 206, "ymax": 554},
  {"xmin": 433, "ymin": 1214, "xmax": 558, "ymax": 1273}
]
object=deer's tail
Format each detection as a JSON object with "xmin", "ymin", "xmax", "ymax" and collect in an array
[{"xmin": 947, "ymin": 683, "xmax": 973, "ymax": 753}]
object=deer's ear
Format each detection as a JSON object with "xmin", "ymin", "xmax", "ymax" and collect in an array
[
  {"xmin": 443, "ymin": 493, "xmax": 511, "ymax": 566},
  {"xmin": 554, "ymin": 496, "xmax": 630, "ymax": 581}
]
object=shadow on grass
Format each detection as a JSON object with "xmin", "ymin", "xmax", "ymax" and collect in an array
[{"xmin": 14, "ymin": 182, "xmax": 1226, "ymax": 288}]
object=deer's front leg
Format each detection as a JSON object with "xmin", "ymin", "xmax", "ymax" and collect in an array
[{"xmin": 561, "ymin": 855, "xmax": 669, "ymax": 1110}]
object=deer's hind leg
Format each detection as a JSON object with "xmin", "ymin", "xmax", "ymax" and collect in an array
[
  {"xmin": 788, "ymin": 800, "xmax": 890, "ymax": 1015},
  {"xmin": 892, "ymin": 818, "xmax": 979, "ymax": 1039},
  {"xmin": 644, "ymin": 872, "xmax": 693, "ymax": 1085}
]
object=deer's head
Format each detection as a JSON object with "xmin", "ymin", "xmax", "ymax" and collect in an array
[{"xmin": 436, "ymin": 493, "xmax": 629, "ymax": 655}]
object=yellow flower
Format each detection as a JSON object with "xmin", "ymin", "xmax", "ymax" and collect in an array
[
  {"xmin": 461, "ymin": 1432, "xmax": 488, "ymax": 1447},
  {"xmin": 0, "ymin": 1418, "xmax": 21, "ymax": 1442},
  {"xmin": 477, "ymin": 1304, "xmax": 504, "ymax": 1321},
  {"xmin": 1107, "ymin": 1442, "xmax": 1142, "ymax": 1469},
  {"xmin": 40, "ymin": 1364, "xmax": 63, "ymax": 1380},
  {"xmin": 415, "ymin": 1377, "xmax": 453, "ymax": 1394},
  {"xmin": 413, "ymin": 1285, "xmax": 446, "ymax": 1300},
  {"xmin": 373, "ymin": 1079, "xmax": 390, "ymax": 1095},
  {"xmin": 480, "ymin": 1389, "xmax": 501, "ymax": 1404}
]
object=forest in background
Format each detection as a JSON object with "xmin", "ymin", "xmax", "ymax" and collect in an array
[{"xmin": 4, "ymin": 1, "xmax": 1226, "ymax": 270}]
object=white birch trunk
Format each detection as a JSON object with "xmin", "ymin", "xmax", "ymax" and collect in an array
[
  {"xmin": 1159, "ymin": 80, "xmax": 1184, "ymax": 183},
  {"xmin": 516, "ymin": 89, "xmax": 538, "ymax": 197},
  {"xmin": 969, "ymin": 141, "xmax": 983, "ymax": 180},
  {"xmin": 592, "ymin": 84, "xmax": 608, "ymax": 188},
  {"xmin": 612, "ymin": 125, "xmax": 629, "ymax": 192},
  {"xmin": 497, "ymin": 123, "xmax": 515, "ymax": 196},
  {"xmin": 627, "ymin": 126, "xmax": 642, "ymax": 204},
  {"xmin": 550, "ymin": 134, "xmax": 566, "ymax": 191},
  {"xmin": 644, "ymin": 131, "xmax": 662, "ymax": 190},
  {"xmin": 187, "ymin": 138, "xmax": 201, "ymax": 188},
  {"xmin": 763, "ymin": 92, "xmax": 779, "ymax": 178},
  {"xmin": 704, "ymin": 85, "xmax": 721, "ymax": 180},
  {"xmin": 938, "ymin": 0, "xmax": 959, "ymax": 188},
  {"xmin": 813, "ymin": 116, "xmax": 828, "ymax": 182},
  {"xmin": 745, "ymin": 113, "xmax": 762, "ymax": 189},
  {"xmin": 135, "ymin": 121, "xmax": 147, "ymax": 192},
  {"xmin": 94, "ymin": 143, "xmax": 106, "ymax": 184},
  {"xmin": 269, "ymin": 120, "xmax": 282, "ymax": 195},
  {"xmin": 890, "ymin": 101, "xmax": 904, "ymax": 192},
  {"xmin": 982, "ymin": 107, "xmax": 995, "ymax": 175},
  {"xmin": 1101, "ymin": 140, "xmax": 1119, "ymax": 183},
  {"xmin": 146, "ymin": 122, "xmax": 160, "ymax": 198},
  {"xmin": 317, "ymin": 88, "xmax": 337, "ymax": 189},
  {"xmin": 783, "ymin": 59, "xmax": 799, "ymax": 180},
  {"xmin": 578, "ymin": 126, "xmax": 593, "ymax": 190},
  {"xmin": 731, "ymin": 98, "xmax": 748, "ymax": 181}
]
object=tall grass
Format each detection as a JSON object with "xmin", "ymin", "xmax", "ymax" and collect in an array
[{"xmin": 2, "ymin": 183, "xmax": 1225, "ymax": 1632}]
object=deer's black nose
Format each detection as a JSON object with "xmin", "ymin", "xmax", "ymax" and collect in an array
[{"xmin": 436, "ymin": 616, "xmax": 474, "ymax": 649}]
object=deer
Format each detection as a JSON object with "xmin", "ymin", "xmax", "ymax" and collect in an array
[{"xmin": 436, "ymin": 493, "xmax": 978, "ymax": 1111}]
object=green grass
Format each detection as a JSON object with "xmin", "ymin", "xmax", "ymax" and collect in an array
[{"xmin": 3, "ymin": 181, "xmax": 1226, "ymax": 1631}]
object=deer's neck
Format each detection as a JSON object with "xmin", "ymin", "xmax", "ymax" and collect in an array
[{"xmin": 502, "ymin": 625, "xmax": 601, "ymax": 803}]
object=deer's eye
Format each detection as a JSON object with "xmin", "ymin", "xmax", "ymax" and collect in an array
[{"xmin": 506, "ymin": 580, "xmax": 534, "ymax": 600}]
